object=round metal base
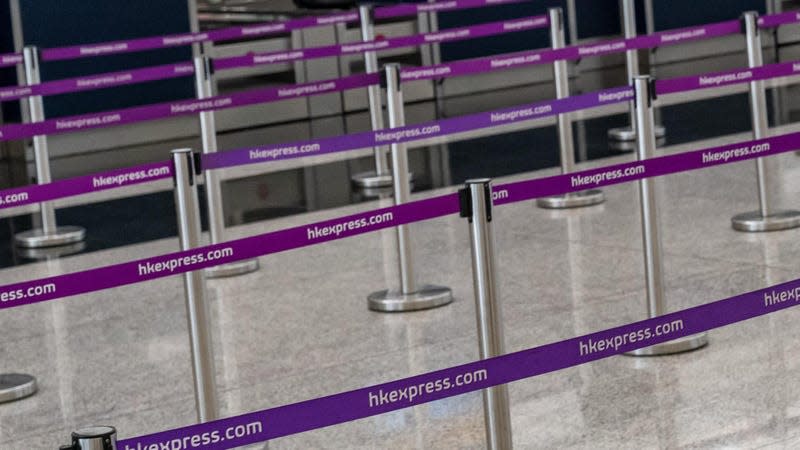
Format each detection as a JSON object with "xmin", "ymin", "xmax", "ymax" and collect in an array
[
  {"xmin": 359, "ymin": 186, "xmax": 395, "ymax": 199},
  {"xmin": 351, "ymin": 171, "xmax": 415, "ymax": 189},
  {"xmin": 609, "ymin": 136, "xmax": 667, "ymax": 153},
  {"xmin": 625, "ymin": 333, "xmax": 708, "ymax": 357},
  {"xmin": 205, "ymin": 258, "xmax": 260, "ymax": 278},
  {"xmin": 14, "ymin": 226, "xmax": 85, "ymax": 248},
  {"xmin": 608, "ymin": 125, "xmax": 666, "ymax": 142},
  {"xmin": 351, "ymin": 171, "xmax": 393, "ymax": 189},
  {"xmin": 731, "ymin": 210, "xmax": 800, "ymax": 232},
  {"xmin": 368, "ymin": 285, "xmax": 453, "ymax": 312},
  {"xmin": 537, "ymin": 190, "xmax": 605, "ymax": 209},
  {"xmin": 0, "ymin": 373, "xmax": 37, "ymax": 404},
  {"xmin": 16, "ymin": 241, "xmax": 86, "ymax": 260}
]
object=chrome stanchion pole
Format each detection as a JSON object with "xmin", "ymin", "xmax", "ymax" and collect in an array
[
  {"xmin": 0, "ymin": 373, "xmax": 37, "ymax": 404},
  {"xmin": 59, "ymin": 426, "xmax": 117, "ymax": 450},
  {"xmin": 426, "ymin": 0, "xmax": 445, "ymax": 110},
  {"xmin": 538, "ymin": 8, "xmax": 604, "ymax": 209},
  {"xmin": 460, "ymin": 179, "xmax": 513, "ymax": 450},
  {"xmin": 565, "ymin": 0, "xmax": 579, "ymax": 46},
  {"xmin": 367, "ymin": 64, "xmax": 452, "ymax": 312},
  {"xmin": 352, "ymin": 5, "xmax": 396, "ymax": 190},
  {"xmin": 14, "ymin": 46, "xmax": 85, "ymax": 249},
  {"xmin": 731, "ymin": 11, "xmax": 800, "ymax": 232},
  {"xmin": 172, "ymin": 149, "xmax": 219, "ymax": 421},
  {"xmin": 609, "ymin": 0, "xmax": 665, "ymax": 143},
  {"xmin": 627, "ymin": 76, "xmax": 707, "ymax": 357},
  {"xmin": 193, "ymin": 56, "xmax": 260, "ymax": 277}
]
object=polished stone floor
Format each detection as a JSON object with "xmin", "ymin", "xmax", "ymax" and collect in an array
[
  {"xmin": 3, "ymin": 111, "xmax": 800, "ymax": 448},
  {"xmin": 2, "ymin": 32, "xmax": 800, "ymax": 449}
]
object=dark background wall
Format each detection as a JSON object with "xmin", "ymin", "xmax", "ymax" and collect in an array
[
  {"xmin": 0, "ymin": 0, "xmax": 769, "ymax": 120},
  {"xmin": 2, "ymin": 0, "xmax": 194, "ymax": 120},
  {"xmin": 437, "ymin": 0, "xmax": 766, "ymax": 61}
]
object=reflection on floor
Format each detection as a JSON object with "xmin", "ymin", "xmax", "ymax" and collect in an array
[{"xmin": 3, "ymin": 123, "xmax": 800, "ymax": 448}]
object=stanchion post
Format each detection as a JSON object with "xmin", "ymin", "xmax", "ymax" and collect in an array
[
  {"xmin": 537, "ymin": 8, "xmax": 605, "ymax": 210},
  {"xmin": 59, "ymin": 426, "xmax": 117, "ymax": 450},
  {"xmin": 367, "ymin": 64, "xmax": 452, "ymax": 312},
  {"xmin": 608, "ymin": 0, "xmax": 665, "ymax": 143},
  {"xmin": 193, "ymin": 56, "xmax": 260, "ymax": 277},
  {"xmin": 460, "ymin": 179, "xmax": 513, "ymax": 450},
  {"xmin": 172, "ymin": 149, "xmax": 219, "ymax": 421},
  {"xmin": 425, "ymin": 0, "xmax": 445, "ymax": 108},
  {"xmin": 13, "ymin": 46, "xmax": 85, "ymax": 249},
  {"xmin": 627, "ymin": 76, "xmax": 707, "ymax": 357},
  {"xmin": 730, "ymin": 11, "xmax": 800, "ymax": 232},
  {"xmin": 351, "ymin": 5, "xmax": 398, "ymax": 190}
]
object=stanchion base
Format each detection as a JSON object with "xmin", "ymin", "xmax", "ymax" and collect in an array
[
  {"xmin": 351, "ymin": 171, "xmax": 393, "ymax": 189},
  {"xmin": 608, "ymin": 125, "xmax": 666, "ymax": 142},
  {"xmin": 359, "ymin": 186, "xmax": 395, "ymax": 199},
  {"xmin": 731, "ymin": 210, "xmax": 800, "ymax": 232},
  {"xmin": 14, "ymin": 226, "xmax": 85, "ymax": 248},
  {"xmin": 625, "ymin": 333, "xmax": 708, "ymax": 357},
  {"xmin": 609, "ymin": 136, "xmax": 667, "ymax": 153},
  {"xmin": 537, "ymin": 190, "xmax": 605, "ymax": 209},
  {"xmin": 368, "ymin": 285, "xmax": 453, "ymax": 312},
  {"xmin": 351, "ymin": 171, "xmax": 415, "ymax": 189},
  {"xmin": 0, "ymin": 373, "xmax": 37, "ymax": 403},
  {"xmin": 205, "ymin": 258, "xmax": 260, "ymax": 278},
  {"xmin": 16, "ymin": 241, "xmax": 86, "ymax": 260}
]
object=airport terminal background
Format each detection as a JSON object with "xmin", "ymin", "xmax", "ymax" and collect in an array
[{"xmin": 1, "ymin": 0, "xmax": 800, "ymax": 448}]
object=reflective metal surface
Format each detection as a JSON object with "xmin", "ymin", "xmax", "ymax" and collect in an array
[
  {"xmin": 625, "ymin": 334, "xmax": 709, "ymax": 356},
  {"xmin": 634, "ymin": 76, "xmax": 666, "ymax": 319},
  {"xmin": 608, "ymin": 124, "xmax": 666, "ymax": 142},
  {"xmin": 537, "ymin": 190, "xmax": 606, "ymax": 209},
  {"xmin": 465, "ymin": 179, "xmax": 512, "ymax": 450},
  {"xmin": 195, "ymin": 56, "xmax": 259, "ymax": 277},
  {"xmin": 204, "ymin": 258, "xmax": 261, "ymax": 278},
  {"xmin": 70, "ymin": 426, "xmax": 117, "ymax": 450},
  {"xmin": 172, "ymin": 149, "xmax": 219, "ymax": 422},
  {"xmin": 14, "ymin": 226, "xmax": 85, "ymax": 249},
  {"xmin": 368, "ymin": 64, "xmax": 452, "ymax": 312},
  {"xmin": 609, "ymin": 0, "xmax": 667, "ymax": 142},
  {"xmin": 731, "ymin": 210, "xmax": 800, "ymax": 232},
  {"xmin": 631, "ymin": 76, "xmax": 707, "ymax": 356},
  {"xmin": 14, "ymin": 240, "xmax": 86, "ymax": 260},
  {"xmin": 0, "ymin": 373, "xmax": 37, "ymax": 404},
  {"xmin": 367, "ymin": 285, "xmax": 454, "ymax": 312},
  {"xmin": 731, "ymin": 11, "xmax": 800, "ymax": 233},
  {"xmin": 351, "ymin": 5, "xmax": 393, "ymax": 190},
  {"xmin": 538, "ymin": 8, "xmax": 605, "ymax": 210},
  {"xmin": 14, "ymin": 46, "xmax": 85, "ymax": 249}
]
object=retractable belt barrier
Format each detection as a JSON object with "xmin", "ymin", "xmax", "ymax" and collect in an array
[
  {"xmin": 758, "ymin": 10, "xmax": 800, "ymax": 27},
  {"xmin": 400, "ymin": 18, "xmax": 744, "ymax": 82},
  {"xmin": 0, "ymin": 85, "xmax": 626, "ymax": 211},
  {"xmin": 212, "ymin": 15, "xmax": 548, "ymax": 71},
  {"xmin": 0, "ymin": 62, "xmax": 196, "ymax": 103},
  {"xmin": 116, "ymin": 273, "xmax": 800, "ymax": 449},
  {"xmin": 0, "ymin": 0, "xmax": 529, "ymax": 67},
  {"xmin": 2, "ymin": 54, "xmax": 800, "ymax": 212},
  {"xmin": 655, "ymin": 59, "xmax": 800, "ymax": 94},
  {"xmin": 0, "ymin": 14, "xmax": 547, "ymax": 103},
  {"xmin": 0, "ymin": 72, "xmax": 380, "ymax": 141},
  {"xmin": 0, "ymin": 9, "xmax": 797, "ymax": 103},
  {"xmin": 1, "ymin": 124, "xmax": 798, "ymax": 309}
]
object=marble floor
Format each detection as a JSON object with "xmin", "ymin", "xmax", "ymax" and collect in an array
[{"xmin": 3, "ymin": 114, "xmax": 800, "ymax": 449}]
